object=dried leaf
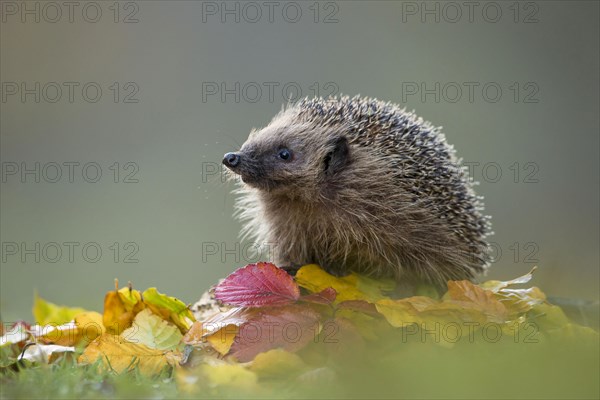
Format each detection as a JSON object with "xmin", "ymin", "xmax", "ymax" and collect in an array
[
  {"xmin": 480, "ymin": 267, "xmax": 536, "ymax": 292},
  {"xmin": 445, "ymin": 280, "xmax": 508, "ymax": 323},
  {"xmin": 0, "ymin": 322, "xmax": 29, "ymax": 347},
  {"xmin": 19, "ymin": 344, "xmax": 74, "ymax": 364}
]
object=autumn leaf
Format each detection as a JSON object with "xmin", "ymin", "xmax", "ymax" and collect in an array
[
  {"xmin": 295, "ymin": 264, "xmax": 392, "ymax": 303},
  {"xmin": 337, "ymin": 300, "xmax": 381, "ymax": 316},
  {"xmin": 206, "ymin": 325, "xmax": 239, "ymax": 355},
  {"xmin": 103, "ymin": 281, "xmax": 145, "ymax": 335},
  {"xmin": 33, "ymin": 293, "xmax": 88, "ymax": 326},
  {"xmin": 198, "ymin": 361, "xmax": 259, "ymax": 391},
  {"xmin": 444, "ymin": 280, "xmax": 508, "ymax": 323},
  {"xmin": 300, "ymin": 287, "xmax": 337, "ymax": 304},
  {"xmin": 229, "ymin": 304, "xmax": 322, "ymax": 362},
  {"xmin": 375, "ymin": 297, "xmax": 437, "ymax": 327},
  {"xmin": 0, "ymin": 322, "xmax": 29, "ymax": 347},
  {"xmin": 479, "ymin": 269, "xmax": 545, "ymax": 316},
  {"xmin": 181, "ymin": 322, "xmax": 206, "ymax": 346},
  {"xmin": 497, "ymin": 287, "xmax": 546, "ymax": 317},
  {"xmin": 480, "ymin": 267, "xmax": 536, "ymax": 292},
  {"xmin": 19, "ymin": 343, "xmax": 74, "ymax": 364},
  {"xmin": 320, "ymin": 317, "xmax": 366, "ymax": 357},
  {"xmin": 142, "ymin": 287, "xmax": 195, "ymax": 333},
  {"xmin": 7, "ymin": 266, "xmax": 598, "ymax": 398},
  {"xmin": 183, "ymin": 308, "xmax": 255, "ymax": 346},
  {"xmin": 376, "ymin": 293, "xmax": 495, "ymax": 335},
  {"xmin": 334, "ymin": 308, "xmax": 383, "ymax": 341},
  {"xmin": 79, "ymin": 334, "xmax": 179, "ymax": 375},
  {"xmin": 249, "ymin": 348, "xmax": 308, "ymax": 378},
  {"xmin": 74, "ymin": 312, "xmax": 105, "ymax": 343},
  {"xmin": 175, "ymin": 356, "xmax": 259, "ymax": 394},
  {"xmin": 355, "ymin": 274, "xmax": 396, "ymax": 299},
  {"xmin": 122, "ymin": 309, "xmax": 183, "ymax": 351},
  {"xmin": 214, "ymin": 262, "xmax": 301, "ymax": 307}
]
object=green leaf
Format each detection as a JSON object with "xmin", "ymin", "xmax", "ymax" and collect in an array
[
  {"xmin": 33, "ymin": 292, "xmax": 88, "ymax": 325},
  {"xmin": 142, "ymin": 288, "xmax": 195, "ymax": 333}
]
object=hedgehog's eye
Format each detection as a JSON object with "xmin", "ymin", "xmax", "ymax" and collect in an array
[{"xmin": 278, "ymin": 148, "xmax": 292, "ymax": 161}]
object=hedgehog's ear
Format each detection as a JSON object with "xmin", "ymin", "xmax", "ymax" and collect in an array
[{"xmin": 324, "ymin": 136, "xmax": 349, "ymax": 176}]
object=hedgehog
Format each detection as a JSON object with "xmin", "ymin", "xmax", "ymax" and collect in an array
[{"xmin": 221, "ymin": 96, "xmax": 491, "ymax": 287}]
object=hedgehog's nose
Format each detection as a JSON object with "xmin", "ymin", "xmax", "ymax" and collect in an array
[{"xmin": 223, "ymin": 152, "xmax": 241, "ymax": 169}]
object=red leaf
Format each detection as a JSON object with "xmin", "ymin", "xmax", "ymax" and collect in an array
[
  {"xmin": 301, "ymin": 287, "xmax": 337, "ymax": 304},
  {"xmin": 229, "ymin": 304, "xmax": 322, "ymax": 362},
  {"xmin": 214, "ymin": 262, "xmax": 301, "ymax": 307}
]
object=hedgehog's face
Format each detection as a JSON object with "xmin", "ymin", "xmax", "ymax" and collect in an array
[{"xmin": 222, "ymin": 120, "xmax": 350, "ymax": 198}]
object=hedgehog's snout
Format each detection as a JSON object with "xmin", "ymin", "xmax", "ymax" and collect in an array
[{"xmin": 223, "ymin": 152, "xmax": 241, "ymax": 170}]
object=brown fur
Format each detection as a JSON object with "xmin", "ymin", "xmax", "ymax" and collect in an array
[{"xmin": 224, "ymin": 96, "xmax": 491, "ymax": 286}]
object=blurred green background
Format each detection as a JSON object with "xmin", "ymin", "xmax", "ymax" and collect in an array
[{"xmin": 1, "ymin": 1, "xmax": 598, "ymax": 322}]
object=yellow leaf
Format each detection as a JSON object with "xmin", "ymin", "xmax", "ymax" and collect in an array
[
  {"xmin": 206, "ymin": 324, "xmax": 239, "ymax": 355},
  {"xmin": 74, "ymin": 312, "xmax": 105, "ymax": 344},
  {"xmin": 249, "ymin": 348, "xmax": 307, "ymax": 377},
  {"xmin": 376, "ymin": 294, "xmax": 492, "ymax": 336},
  {"xmin": 175, "ymin": 359, "xmax": 259, "ymax": 394},
  {"xmin": 32, "ymin": 293, "xmax": 88, "ymax": 326},
  {"xmin": 122, "ymin": 309, "xmax": 182, "ymax": 351},
  {"xmin": 295, "ymin": 264, "xmax": 392, "ymax": 303},
  {"xmin": 335, "ymin": 308, "xmax": 387, "ymax": 341},
  {"xmin": 78, "ymin": 334, "xmax": 179, "ymax": 375},
  {"xmin": 103, "ymin": 281, "xmax": 145, "ymax": 335},
  {"xmin": 33, "ymin": 312, "xmax": 103, "ymax": 347},
  {"xmin": 32, "ymin": 322, "xmax": 79, "ymax": 346},
  {"xmin": 142, "ymin": 287, "xmax": 195, "ymax": 333},
  {"xmin": 375, "ymin": 297, "xmax": 434, "ymax": 327},
  {"xmin": 200, "ymin": 362, "xmax": 258, "ymax": 390}
]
